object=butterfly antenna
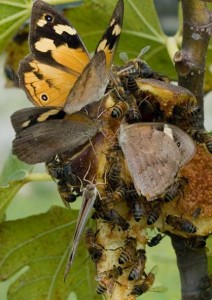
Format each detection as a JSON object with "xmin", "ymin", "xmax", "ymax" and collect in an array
[
  {"xmin": 83, "ymin": 162, "xmax": 93, "ymax": 184},
  {"xmin": 88, "ymin": 138, "xmax": 97, "ymax": 158},
  {"xmin": 99, "ymin": 127, "xmax": 115, "ymax": 144}
]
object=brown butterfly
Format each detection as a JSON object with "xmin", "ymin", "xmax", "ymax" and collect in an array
[
  {"xmin": 118, "ymin": 122, "xmax": 196, "ymax": 200},
  {"xmin": 18, "ymin": 0, "xmax": 124, "ymax": 111},
  {"xmin": 11, "ymin": 106, "xmax": 102, "ymax": 164},
  {"xmin": 64, "ymin": 183, "xmax": 99, "ymax": 280}
]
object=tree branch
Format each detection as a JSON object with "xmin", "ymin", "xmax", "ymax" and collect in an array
[
  {"xmin": 172, "ymin": 1, "xmax": 211, "ymax": 299},
  {"xmin": 170, "ymin": 234, "xmax": 212, "ymax": 300},
  {"xmin": 174, "ymin": 0, "xmax": 211, "ymax": 128}
]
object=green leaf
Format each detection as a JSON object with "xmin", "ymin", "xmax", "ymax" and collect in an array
[
  {"xmin": 0, "ymin": 154, "xmax": 33, "ymax": 220},
  {"xmin": 0, "ymin": 0, "xmax": 84, "ymax": 54},
  {"xmin": 0, "ymin": 153, "xmax": 33, "ymax": 187},
  {"xmin": 0, "ymin": 0, "xmax": 30, "ymax": 53},
  {"xmin": 0, "ymin": 206, "xmax": 100, "ymax": 300},
  {"xmin": 207, "ymin": 236, "xmax": 212, "ymax": 273},
  {"xmin": 65, "ymin": 0, "xmax": 177, "ymax": 78}
]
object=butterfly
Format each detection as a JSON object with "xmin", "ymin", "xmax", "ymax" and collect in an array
[
  {"xmin": 118, "ymin": 122, "xmax": 196, "ymax": 201},
  {"xmin": 12, "ymin": 0, "xmax": 124, "ymax": 164},
  {"xmin": 64, "ymin": 183, "xmax": 99, "ymax": 280},
  {"xmin": 18, "ymin": 0, "xmax": 124, "ymax": 112},
  {"xmin": 11, "ymin": 106, "xmax": 102, "ymax": 164}
]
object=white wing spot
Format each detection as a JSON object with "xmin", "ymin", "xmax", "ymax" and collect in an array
[
  {"xmin": 97, "ymin": 39, "xmax": 107, "ymax": 51},
  {"xmin": 37, "ymin": 109, "xmax": 60, "ymax": 122},
  {"xmin": 37, "ymin": 18, "xmax": 47, "ymax": 27},
  {"xmin": 53, "ymin": 24, "xmax": 77, "ymax": 35},
  {"xmin": 35, "ymin": 38, "xmax": 56, "ymax": 52},
  {"xmin": 164, "ymin": 125, "xmax": 174, "ymax": 140},
  {"xmin": 22, "ymin": 120, "xmax": 30, "ymax": 128},
  {"xmin": 112, "ymin": 24, "xmax": 121, "ymax": 36}
]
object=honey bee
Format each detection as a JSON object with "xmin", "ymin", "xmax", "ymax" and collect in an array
[
  {"xmin": 199, "ymin": 275, "xmax": 212, "ymax": 291},
  {"xmin": 57, "ymin": 180, "xmax": 81, "ymax": 206},
  {"xmin": 93, "ymin": 197, "xmax": 129, "ymax": 230},
  {"xmin": 163, "ymin": 177, "xmax": 188, "ymax": 202},
  {"xmin": 126, "ymin": 93, "xmax": 141, "ymax": 122},
  {"xmin": 172, "ymin": 105, "xmax": 201, "ymax": 127},
  {"xmin": 147, "ymin": 233, "xmax": 165, "ymax": 247},
  {"xmin": 184, "ymin": 236, "xmax": 207, "ymax": 250},
  {"xmin": 107, "ymin": 161, "xmax": 122, "ymax": 187},
  {"xmin": 128, "ymin": 249, "xmax": 146, "ymax": 281},
  {"xmin": 112, "ymin": 182, "xmax": 127, "ymax": 201},
  {"xmin": 47, "ymin": 157, "xmax": 81, "ymax": 206},
  {"xmin": 126, "ymin": 187, "xmax": 146, "ymax": 222},
  {"xmin": 119, "ymin": 47, "xmax": 167, "ymax": 81},
  {"xmin": 118, "ymin": 237, "xmax": 137, "ymax": 264},
  {"xmin": 107, "ymin": 209, "xmax": 130, "ymax": 230},
  {"xmin": 96, "ymin": 265, "xmax": 123, "ymax": 294},
  {"xmin": 192, "ymin": 130, "xmax": 212, "ymax": 154},
  {"xmin": 47, "ymin": 157, "xmax": 79, "ymax": 185},
  {"xmin": 192, "ymin": 207, "xmax": 201, "ymax": 219},
  {"xmin": 147, "ymin": 202, "xmax": 161, "ymax": 225},
  {"xmin": 131, "ymin": 198, "xmax": 146, "ymax": 222},
  {"xmin": 166, "ymin": 215, "xmax": 197, "ymax": 234},
  {"xmin": 85, "ymin": 228, "xmax": 103, "ymax": 262},
  {"xmin": 125, "ymin": 76, "xmax": 139, "ymax": 95},
  {"xmin": 131, "ymin": 265, "xmax": 158, "ymax": 296},
  {"xmin": 111, "ymin": 100, "xmax": 130, "ymax": 118},
  {"xmin": 138, "ymin": 98, "xmax": 156, "ymax": 116},
  {"xmin": 202, "ymin": 132, "xmax": 212, "ymax": 154}
]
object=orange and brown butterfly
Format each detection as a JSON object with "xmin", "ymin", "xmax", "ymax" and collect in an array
[
  {"xmin": 12, "ymin": 0, "xmax": 123, "ymax": 164},
  {"xmin": 18, "ymin": 0, "xmax": 124, "ymax": 110}
]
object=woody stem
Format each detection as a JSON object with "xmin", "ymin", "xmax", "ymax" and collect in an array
[
  {"xmin": 174, "ymin": 0, "xmax": 211, "ymax": 129},
  {"xmin": 172, "ymin": 1, "xmax": 211, "ymax": 299},
  {"xmin": 170, "ymin": 234, "xmax": 212, "ymax": 300}
]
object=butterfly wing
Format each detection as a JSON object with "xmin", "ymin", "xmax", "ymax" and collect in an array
[
  {"xmin": 169, "ymin": 125, "xmax": 196, "ymax": 166},
  {"xmin": 95, "ymin": 0, "xmax": 124, "ymax": 69},
  {"xmin": 19, "ymin": 55, "xmax": 81, "ymax": 106},
  {"xmin": 64, "ymin": 51, "xmax": 108, "ymax": 114},
  {"xmin": 119, "ymin": 123, "xmax": 196, "ymax": 200},
  {"xmin": 64, "ymin": 0, "xmax": 124, "ymax": 114},
  {"xmin": 64, "ymin": 184, "xmax": 98, "ymax": 280},
  {"xmin": 11, "ymin": 107, "xmax": 101, "ymax": 164},
  {"xmin": 18, "ymin": 0, "xmax": 90, "ymax": 107}
]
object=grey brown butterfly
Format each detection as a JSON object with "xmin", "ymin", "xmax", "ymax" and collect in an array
[
  {"xmin": 118, "ymin": 122, "xmax": 196, "ymax": 200},
  {"xmin": 64, "ymin": 183, "xmax": 98, "ymax": 280},
  {"xmin": 11, "ymin": 107, "xmax": 102, "ymax": 164}
]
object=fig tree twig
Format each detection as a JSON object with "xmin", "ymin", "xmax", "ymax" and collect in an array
[{"xmin": 173, "ymin": 1, "xmax": 212, "ymax": 299}]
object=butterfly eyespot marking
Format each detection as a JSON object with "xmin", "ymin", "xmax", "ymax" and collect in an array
[
  {"xmin": 40, "ymin": 94, "xmax": 48, "ymax": 102},
  {"xmin": 45, "ymin": 14, "xmax": 53, "ymax": 23}
]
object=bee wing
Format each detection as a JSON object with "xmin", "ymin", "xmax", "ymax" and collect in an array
[
  {"xmin": 148, "ymin": 285, "xmax": 168, "ymax": 293},
  {"xmin": 149, "ymin": 265, "xmax": 159, "ymax": 275},
  {"xmin": 64, "ymin": 184, "xmax": 98, "ymax": 280},
  {"xmin": 118, "ymin": 123, "xmax": 195, "ymax": 200}
]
